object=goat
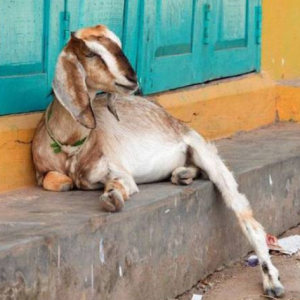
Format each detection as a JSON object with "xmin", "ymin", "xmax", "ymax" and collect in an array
[{"xmin": 32, "ymin": 24, "xmax": 284, "ymax": 297}]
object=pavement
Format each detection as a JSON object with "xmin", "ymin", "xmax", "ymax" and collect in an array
[{"xmin": 178, "ymin": 225, "xmax": 300, "ymax": 300}]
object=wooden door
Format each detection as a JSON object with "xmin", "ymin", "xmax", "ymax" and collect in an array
[
  {"xmin": 204, "ymin": 0, "xmax": 261, "ymax": 81},
  {"xmin": 0, "ymin": 0, "xmax": 64, "ymax": 115},
  {"xmin": 138, "ymin": 0, "xmax": 262, "ymax": 94},
  {"xmin": 137, "ymin": 0, "xmax": 204, "ymax": 94}
]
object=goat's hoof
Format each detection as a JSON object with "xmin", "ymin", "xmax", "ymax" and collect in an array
[
  {"xmin": 99, "ymin": 189, "xmax": 124, "ymax": 212},
  {"xmin": 262, "ymin": 265, "xmax": 285, "ymax": 298},
  {"xmin": 265, "ymin": 286, "xmax": 285, "ymax": 298},
  {"xmin": 171, "ymin": 167, "xmax": 194, "ymax": 185}
]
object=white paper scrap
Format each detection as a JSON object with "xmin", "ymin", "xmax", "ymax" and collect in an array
[
  {"xmin": 248, "ymin": 254, "xmax": 258, "ymax": 260},
  {"xmin": 278, "ymin": 235, "xmax": 300, "ymax": 255},
  {"xmin": 191, "ymin": 294, "xmax": 203, "ymax": 300}
]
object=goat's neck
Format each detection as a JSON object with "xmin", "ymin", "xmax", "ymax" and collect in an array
[{"xmin": 47, "ymin": 97, "xmax": 92, "ymax": 146}]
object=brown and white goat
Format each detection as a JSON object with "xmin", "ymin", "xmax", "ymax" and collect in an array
[{"xmin": 32, "ymin": 24, "xmax": 284, "ymax": 297}]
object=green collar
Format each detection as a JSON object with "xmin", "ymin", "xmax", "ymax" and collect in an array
[{"xmin": 45, "ymin": 103, "xmax": 88, "ymax": 156}]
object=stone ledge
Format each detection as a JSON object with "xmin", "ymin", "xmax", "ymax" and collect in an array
[{"xmin": 0, "ymin": 123, "xmax": 300, "ymax": 300}]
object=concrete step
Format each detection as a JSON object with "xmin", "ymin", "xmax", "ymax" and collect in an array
[{"xmin": 1, "ymin": 123, "xmax": 300, "ymax": 300}]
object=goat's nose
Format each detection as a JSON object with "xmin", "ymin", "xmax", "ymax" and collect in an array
[
  {"xmin": 126, "ymin": 74, "xmax": 138, "ymax": 85},
  {"xmin": 135, "ymin": 87, "xmax": 143, "ymax": 96}
]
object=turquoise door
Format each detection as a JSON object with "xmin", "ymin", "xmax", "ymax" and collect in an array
[
  {"xmin": 138, "ymin": 0, "xmax": 205, "ymax": 94},
  {"xmin": 0, "ymin": 0, "xmax": 262, "ymax": 114},
  {"xmin": 0, "ymin": 0, "xmax": 140, "ymax": 116},
  {"xmin": 204, "ymin": 0, "xmax": 261, "ymax": 81},
  {"xmin": 138, "ymin": 0, "xmax": 262, "ymax": 94},
  {"xmin": 0, "ymin": 0, "xmax": 64, "ymax": 115}
]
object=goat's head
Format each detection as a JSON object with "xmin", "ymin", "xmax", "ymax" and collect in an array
[{"xmin": 52, "ymin": 24, "xmax": 139, "ymax": 129}]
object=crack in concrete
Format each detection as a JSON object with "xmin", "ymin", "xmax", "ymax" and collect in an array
[{"xmin": 14, "ymin": 139, "xmax": 32, "ymax": 145}]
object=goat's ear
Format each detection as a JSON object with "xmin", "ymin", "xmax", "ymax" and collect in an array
[{"xmin": 52, "ymin": 51, "xmax": 96, "ymax": 129}]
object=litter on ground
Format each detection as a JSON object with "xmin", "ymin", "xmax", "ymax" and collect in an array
[
  {"xmin": 266, "ymin": 234, "xmax": 283, "ymax": 252},
  {"xmin": 267, "ymin": 234, "xmax": 300, "ymax": 255},
  {"xmin": 178, "ymin": 225, "xmax": 300, "ymax": 300},
  {"xmin": 247, "ymin": 255, "xmax": 259, "ymax": 267},
  {"xmin": 191, "ymin": 294, "xmax": 203, "ymax": 300},
  {"xmin": 278, "ymin": 234, "xmax": 300, "ymax": 255}
]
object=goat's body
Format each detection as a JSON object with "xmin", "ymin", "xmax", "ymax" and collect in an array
[
  {"xmin": 33, "ymin": 95, "xmax": 189, "ymax": 189},
  {"xmin": 33, "ymin": 94, "xmax": 285, "ymax": 296},
  {"xmin": 94, "ymin": 96, "xmax": 188, "ymax": 184},
  {"xmin": 32, "ymin": 24, "xmax": 285, "ymax": 297}
]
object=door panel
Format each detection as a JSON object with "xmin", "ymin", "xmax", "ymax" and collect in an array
[
  {"xmin": 217, "ymin": 0, "xmax": 247, "ymax": 46},
  {"xmin": 138, "ymin": 0, "xmax": 261, "ymax": 94},
  {"xmin": 155, "ymin": 0, "xmax": 194, "ymax": 57},
  {"xmin": 204, "ymin": 0, "xmax": 261, "ymax": 81},
  {"xmin": 138, "ymin": 0, "xmax": 204, "ymax": 94},
  {"xmin": 0, "ymin": 75, "xmax": 47, "ymax": 115},
  {"xmin": 0, "ymin": 0, "xmax": 45, "ymax": 76},
  {"xmin": 0, "ymin": 0, "xmax": 63, "ymax": 115}
]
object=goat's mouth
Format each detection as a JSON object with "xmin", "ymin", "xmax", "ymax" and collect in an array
[{"xmin": 115, "ymin": 82, "xmax": 139, "ymax": 95}]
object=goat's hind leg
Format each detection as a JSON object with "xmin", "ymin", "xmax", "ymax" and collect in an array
[
  {"xmin": 184, "ymin": 130, "xmax": 284, "ymax": 298},
  {"xmin": 171, "ymin": 166, "xmax": 199, "ymax": 185}
]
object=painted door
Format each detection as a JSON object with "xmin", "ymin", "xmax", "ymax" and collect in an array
[
  {"xmin": 0, "ymin": 0, "xmax": 64, "ymax": 115},
  {"xmin": 0, "ymin": 0, "xmax": 140, "ymax": 116},
  {"xmin": 138, "ymin": 0, "xmax": 205, "ymax": 94},
  {"xmin": 204, "ymin": 0, "xmax": 261, "ymax": 81},
  {"xmin": 0, "ymin": 0, "xmax": 262, "ymax": 114},
  {"xmin": 138, "ymin": 0, "xmax": 262, "ymax": 94}
]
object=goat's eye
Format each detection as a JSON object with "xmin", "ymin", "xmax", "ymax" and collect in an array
[{"xmin": 85, "ymin": 52, "xmax": 96, "ymax": 58}]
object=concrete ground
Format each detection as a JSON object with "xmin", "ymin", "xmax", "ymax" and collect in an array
[
  {"xmin": 178, "ymin": 225, "xmax": 300, "ymax": 300},
  {"xmin": 1, "ymin": 123, "xmax": 300, "ymax": 300}
]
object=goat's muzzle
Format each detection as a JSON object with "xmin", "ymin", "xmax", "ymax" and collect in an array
[{"xmin": 114, "ymin": 81, "xmax": 139, "ymax": 95}]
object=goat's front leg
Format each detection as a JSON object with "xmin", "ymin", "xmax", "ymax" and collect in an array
[
  {"xmin": 100, "ymin": 179, "xmax": 129, "ymax": 212},
  {"xmin": 99, "ymin": 166, "xmax": 138, "ymax": 212},
  {"xmin": 43, "ymin": 171, "xmax": 74, "ymax": 191}
]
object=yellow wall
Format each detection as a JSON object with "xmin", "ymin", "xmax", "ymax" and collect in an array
[
  {"xmin": 262, "ymin": 0, "xmax": 300, "ymax": 80},
  {"xmin": 0, "ymin": 113, "xmax": 42, "ymax": 192},
  {"xmin": 155, "ymin": 75, "xmax": 277, "ymax": 141},
  {"xmin": 277, "ymin": 85, "xmax": 300, "ymax": 122}
]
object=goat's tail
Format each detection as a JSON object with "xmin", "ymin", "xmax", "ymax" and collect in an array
[{"xmin": 183, "ymin": 130, "xmax": 284, "ymax": 297}]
